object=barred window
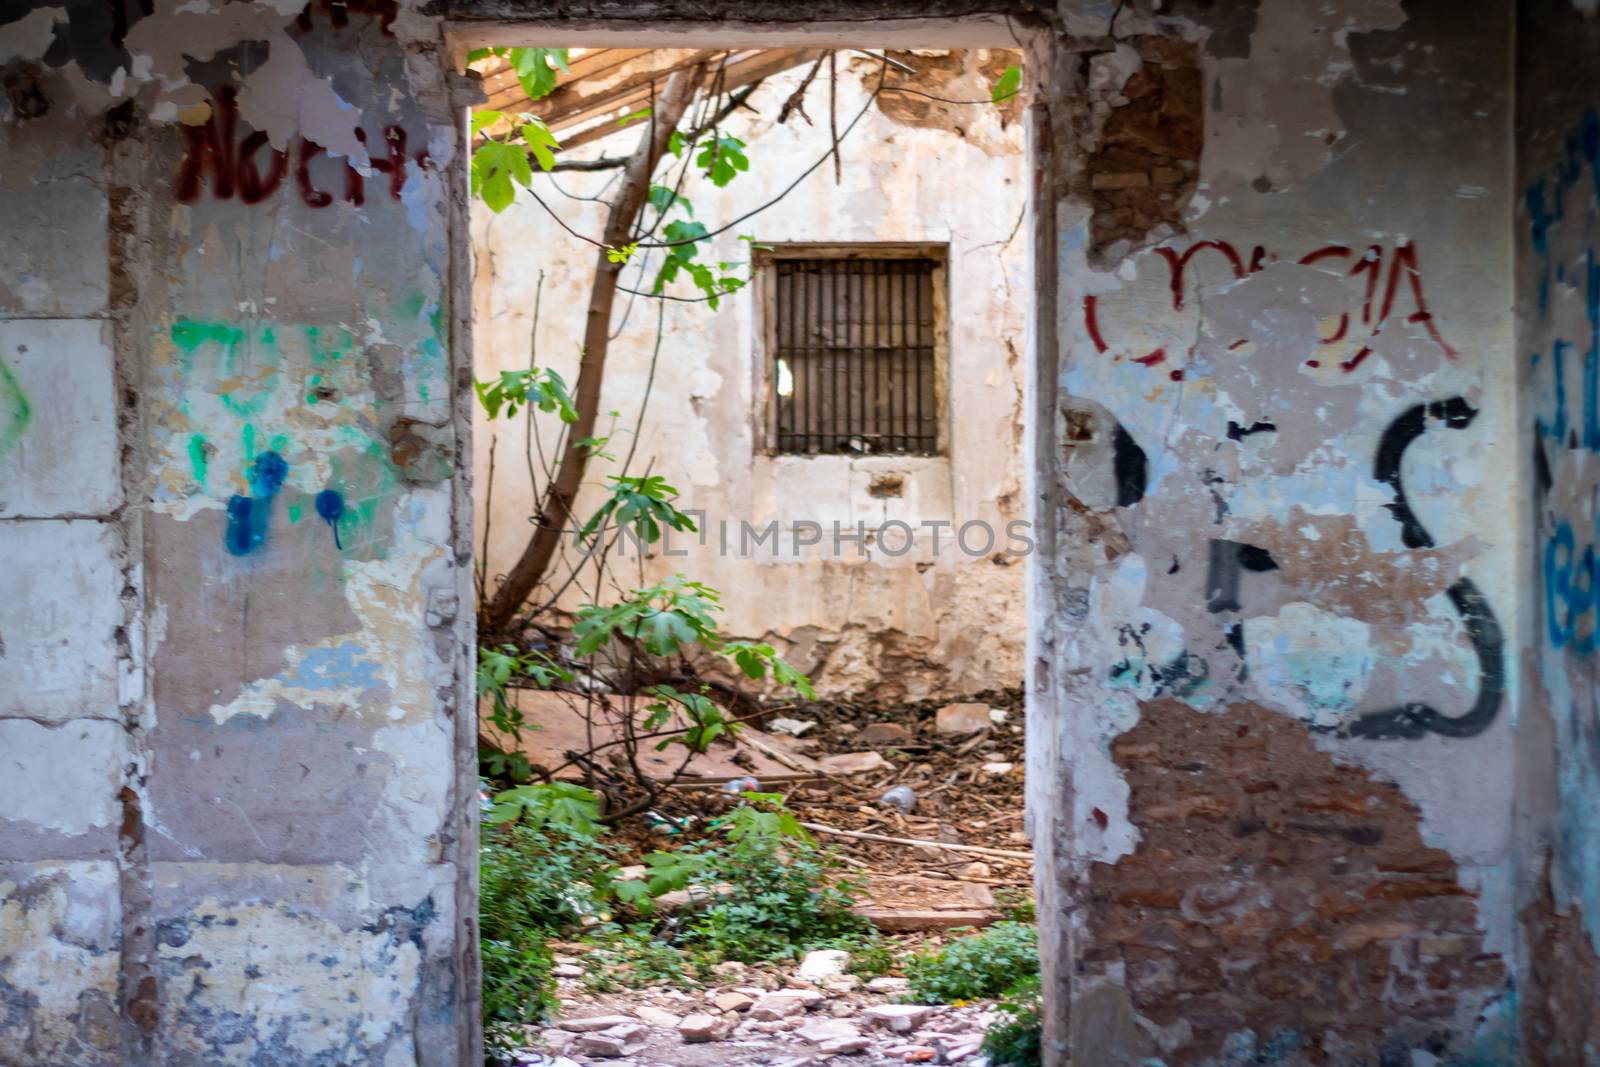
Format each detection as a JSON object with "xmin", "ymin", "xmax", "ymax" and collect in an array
[{"xmin": 768, "ymin": 254, "xmax": 940, "ymax": 455}]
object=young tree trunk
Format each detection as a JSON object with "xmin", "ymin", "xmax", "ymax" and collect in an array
[{"xmin": 483, "ymin": 64, "xmax": 707, "ymax": 634}]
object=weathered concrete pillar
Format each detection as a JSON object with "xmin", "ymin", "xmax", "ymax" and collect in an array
[
  {"xmin": 0, "ymin": 3, "xmax": 477, "ymax": 1063},
  {"xmin": 1514, "ymin": 0, "xmax": 1600, "ymax": 1057},
  {"xmin": 1026, "ymin": 0, "xmax": 1552, "ymax": 1062}
]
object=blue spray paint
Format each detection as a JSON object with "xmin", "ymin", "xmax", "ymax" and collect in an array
[
  {"xmin": 314, "ymin": 488, "xmax": 346, "ymax": 550},
  {"xmin": 224, "ymin": 451, "xmax": 288, "ymax": 556}
]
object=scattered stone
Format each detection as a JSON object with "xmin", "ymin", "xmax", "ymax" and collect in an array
[
  {"xmin": 539, "ymin": 1028, "xmax": 575, "ymax": 1051},
  {"xmin": 796, "ymin": 1018, "xmax": 862, "ymax": 1045},
  {"xmin": 863, "ymin": 1004, "xmax": 935, "ymax": 1032},
  {"xmin": 632, "ymin": 1004, "xmax": 681, "ymax": 1028},
  {"xmin": 866, "ymin": 976, "xmax": 910, "ymax": 993},
  {"xmin": 557, "ymin": 1014, "xmax": 636, "ymax": 1032},
  {"xmin": 962, "ymin": 882, "xmax": 997, "ymax": 908},
  {"xmin": 828, "ymin": 999, "xmax": 857, "ymax": 1017},
  {"xmin": 821, "ymin": 974, "xmax": 861, "ymax": 993},
  {"xmin": 819, "ymin": 751, "xmax": 889, "ymax": 775},
  {"xmin": 796, "ymin": 949, "xmax": 850, "ymax": 981},
  {"xmin": 981, "ymin": 761, "xmax": 1015, "ymax": 776},
  {"xmin": 677, "ymin": 1013, "xmax": 732, "ymax": 1043},
  {"xmin": 942, "ymin": 1034, "xmax": 986, "ymax": 1061},
  {"xmin": 961, "ymin": 861, "xmax": 993, "ymax": 879},
  {"xmin": 551, "ymin": 963, "xmax": 584, "ymax": 979},
  {"xmin": 858, "ymin": 722, "xmax": 913, "ymax": 746},
  {"xmin": 749, "ymin": 993, "xmax": 807, "ymax": 1019},
  {"xmin": 572, "ymin": 1022, "xmax": 647, "ymax": 1057},
  {"xmin": 711, "ymin": 960, "xmax": 747, "ymax": 977},
  {"xmin": 769, "ymin": 717, "xmax": 817, "ymax": 737},
  {"xmin": 936, "ymin": 703, "xmax": 992, "ymax": 735},
  {"xmin": 713, "ymin": 991, "xmax": 755, "ymax": 1013},
  {"xmin": 879, "ymin": 785, "xmax": 918, "ymax": 813},
  {"xmin": 989, "ymin": 708, "xmax": 1009, "ymax": 724}
]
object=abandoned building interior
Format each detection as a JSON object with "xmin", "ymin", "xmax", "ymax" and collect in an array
[{"xmin": 3, "ymin": 1, "xmax": 1600, "ymax": 1066}]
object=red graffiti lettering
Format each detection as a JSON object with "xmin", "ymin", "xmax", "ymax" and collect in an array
[
  {"xmin": 1085, "ymin": 239, "xmax": 1456, "ymax": 373},
  {"xmin": 175, "ymin": 89, "xmax": 424, "ymax": 209},
  {"xmin": 176, "ymin": 87, "xmax": 239, "ymax": 202}
]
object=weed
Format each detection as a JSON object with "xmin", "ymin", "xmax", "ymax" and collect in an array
[
  {"xmin": 995, "ymin": 886, "xmax": 1037, "ymax": 924},
  {"xmin": 626, "ymin": 793, "xmax": 870, "ymax": 962},
  {"xmin": 582, "ymin": 923, "xmax": 702, "ymax": 990},
  {"xmin": 982, "ymin": 974, "xmax": 1043, "ymax": 1066},
  {"xmin": 816, "ymin": 929, "xmax": 899, "ymax": 977},
  {"xmin": 479, "ymin": 803, "xmax": 626, "ymax": 1050},
  {"xmin": 905, "ymin": 921, "xmax": 1038, "ymax": 1004}
]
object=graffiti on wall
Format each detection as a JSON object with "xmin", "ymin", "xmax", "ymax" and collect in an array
[
  {"xmin": 0, "ymin": 355, "xmax": 30, "ymax": 456},
  {"xmin": 161, "ymin": 318, "xmax": 414, "ymax": 559},
  {"xmin": 1086, "ymin": 239, "xmax": 1456, "ymax": 376},
  {"xmin": 1526, "ymin": 104, "xmax": 1600, "ymax": 950},
  {"xmin": 1104, "ymin": 398, "xmax": 1504, "ymax": 741},
  {"xmin": 175, "ymin": 87, "xmax": 428, "ymax": 207},
  {"xmin": 1076, "ymin": 229, "xmax": 1500, "ymax": 743}
]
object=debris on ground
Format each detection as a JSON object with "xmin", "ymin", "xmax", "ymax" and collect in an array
[{"xmin": 486, "ymin": 690, "xmax": 1034, "ymax": 1066}]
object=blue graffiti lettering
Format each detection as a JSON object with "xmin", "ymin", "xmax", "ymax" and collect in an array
[
  {"xmin": 314, "ymin": 488, "xmax": 346, "ymax": 550},
  {"xmin": 224, "ymin": 450, "xmax": 288, "ymax": 555}
]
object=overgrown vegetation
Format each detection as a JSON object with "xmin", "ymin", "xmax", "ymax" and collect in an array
[
  {"xmin": 904, "ymin": 921, "xmax": 1039, "ymax": 1004},
  {"xmin": 479, "ymin": 785, "xmax": 871, "ymax": 1053},
  {"xmin": 981, "ymin": 974, "xmax": 1044, "ymax": 1067}
]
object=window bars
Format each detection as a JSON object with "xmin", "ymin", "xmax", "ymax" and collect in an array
[{"xmin": 771, "ymin": 256, "xmax": 939, "ymax": 455}]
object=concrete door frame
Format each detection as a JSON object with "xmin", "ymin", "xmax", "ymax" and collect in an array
[{"xmin": 440, "ymin": 4, "xmax": 1069, "ymax": 1060}]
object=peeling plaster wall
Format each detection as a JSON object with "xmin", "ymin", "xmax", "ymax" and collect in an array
[
  {"xmin": 1515, "ymin": 0, "xmax": 1600, "ymax": 1060},
  {"xmin": 1032, "ymin": 0, "xmax": 1529, "ymax": 1062},
  {"xmin": 472, "ymin": 51, "xmax": 1029, "ymax": 702},
  {"xmin": 0, "ymin": 1, "xmax": 477, "ymax": 1064}
]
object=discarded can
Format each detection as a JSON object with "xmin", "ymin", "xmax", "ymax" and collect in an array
[
  {"xmin": 879, "ymin": 785, "xmax": 917, "ymax": 814},
  {"xmin": 722, "ymin": 776, "xmax": 760, "ymax": 795}
]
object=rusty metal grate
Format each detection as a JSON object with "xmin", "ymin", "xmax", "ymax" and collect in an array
[{"xmin": 772, "ymin": 257, "xmax": 938, "ymax": 455}]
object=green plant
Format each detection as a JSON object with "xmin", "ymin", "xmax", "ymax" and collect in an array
[
  {"xmin": 905, "ymin": 921, "xmax": 1039, "ymax": 1004},
  {"xmin": 995, "ymin": 886, "xmax": 1037, "ymax": 924},
  {"xmin": 817, "ymin": 929, "xmax": 899, "ymax": 978},
  {"xmin": 625, "ymin": 794, "xmax": 868, "ymax": 962},
  {"xmin": 487, "ymin": 781, "xmax": 605, "ymax": 836},
  {"xmin": 581, "ymin": 923, "xmax": 701, "ymax": 991},
  {"xmin": 991, "ymin": 63, "xmax": 1022, "ymax": 104},
  {"xmin": 479, "ymin": 816, "xmax": 622, "ymax": 1049},
  {"xmin": 477, "ymin": 646, "xmax": 574, "ymax": 780},
  {"xmin": 981, "ymin": 974, "xmax": 1042, "ymax": 1067},
  {"xmin": 481, "ymin": 934, "xmax": 555, "ymax": 1054}
]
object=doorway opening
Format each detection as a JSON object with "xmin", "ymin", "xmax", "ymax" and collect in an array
[{"xmin": 462, "ymin": 33, "xmax": 1038, "ymax": 1065}]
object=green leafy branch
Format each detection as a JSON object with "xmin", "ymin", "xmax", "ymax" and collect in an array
[{"xmin": 474, "ymin": 366, "xmax": 578, "ymax": 422}]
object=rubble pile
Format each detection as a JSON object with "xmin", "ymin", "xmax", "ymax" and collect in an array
[{"xmin": 514, "ymin": 951, "xmax": 1000, "ymax": 1066}]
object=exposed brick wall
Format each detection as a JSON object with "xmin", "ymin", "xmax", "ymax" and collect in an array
[
  {"xmin": 1087, "ymin": 700, "xmax": 1505, "ymax": 1063},
  {"xmin": 1520, "ymin": 868, "xmax": 1600, "ymax": 1066},
  {"xmin": 1084, "ymin": 36, "xmax": 1202, "ymax": 256}
]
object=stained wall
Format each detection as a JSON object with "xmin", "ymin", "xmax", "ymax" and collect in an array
[
  {"xmin": 1515, "ymin": 0, "xmax": 1600, "ymax": 1059},
  {"xmin": 1029, "ymin": 1, "xmax": 1530, "ymax": 1062},
  {"xmin": 0, "ymin": 2, "xmax": 477, "ymax": 1064}
]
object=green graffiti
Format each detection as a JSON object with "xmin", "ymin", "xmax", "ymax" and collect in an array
[
  {"xmin": 172, "ymin": 319, "xmax": 280, "ymax": 415},
  {"xmin": 171, "ymin": 321, "xmax": 245, "ymax": 374},
  {"xmin": 187, "ymin": 434, "xmax": 209, "ymax": 486},
  {"xmin": 0, "ymin": 357, "xmax": 31, "ymax": 455},
  {"xmin": 304, "ymin": 326, "xmax": 352, "ymax": 366},
  {"xmin": 270, "ymin": 434, "xmax": 289, "ymax": 454},
  {"xmin": 242, "ymin": 423, "xmax": 256, "ymax": 462},
  {"xmin": 288, "ymin": 503, "xmax": 304, "ymax": 524}
]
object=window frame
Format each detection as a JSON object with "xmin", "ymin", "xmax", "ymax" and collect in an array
[{"xmin": 752, "ymin": 242, "xmax": 950, "ymax": 458}]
